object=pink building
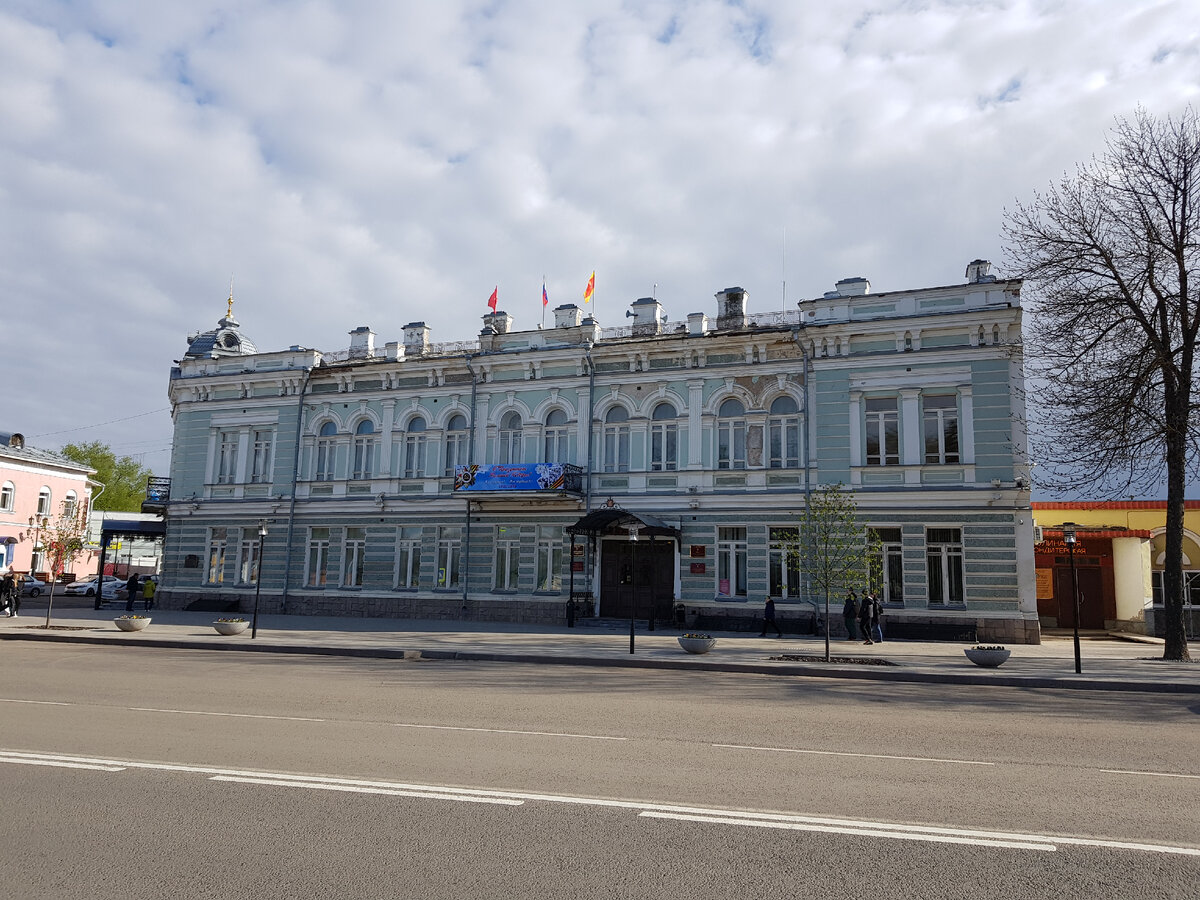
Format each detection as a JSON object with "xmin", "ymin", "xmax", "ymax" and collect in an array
[{"xmin": 0, "ymin": 432, "xmax": 97, "ymax": 579}]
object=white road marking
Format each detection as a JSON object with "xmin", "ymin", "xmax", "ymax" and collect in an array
[
  {"xmin": 4, "ymin": 748, "xmax": 1198, "ymax": 858},
  {"xmin": 0, "ymin": 699, "xmax": 71, "ymax": 706},
  {"xmin": 713, "ymin": 743, "xmax": 994, "ymax": 766},
  {"xmin": 128, "ymin": 707, "xmax": 325, "ymax": 722},
  {"xmin": 1099, "ymin": 768, "xmax": 1200, "ymax": 780},
  {"xmin": 639, "ymin": 811, "xmax": 1056, "ymax": 852},
  {"xmin": 211, "ymin": 775, "xmax": 524, "ymax": 805},
  {"xmin": 0, "ymin": 755, "xmax": 125, "ymax": 772},
  {"xmin": 391, "ymin": 722, "xmax": 626, "ymax": 741}
]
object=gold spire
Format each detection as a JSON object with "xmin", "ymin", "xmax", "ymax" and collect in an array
[{"xmin": 226, "ymin": 275, "xmax": 235, "ymax": 319}]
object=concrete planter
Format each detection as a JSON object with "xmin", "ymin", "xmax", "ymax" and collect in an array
[
  {"xmin": 213, "ymin": 620, "xmax": 249, "ymax": 635},
  {"xmin": 114, "ymin": 617, "xmax": 151, "ymax": 632},
  {"xmin": 678, "ymin": 636, "xmax": 717, "ymax": 655},
  {"xmin": 964, "ymin": 647, "xmax": 1011, "ymax": 668}
]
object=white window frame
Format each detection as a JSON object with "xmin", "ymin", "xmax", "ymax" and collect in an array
[
  {"xmin": 342, "ymin": 527, "xmax": 366, "ymax": 587},
  {"xmin": 206, "ymin": 528, "xmax": 228, "ymax": 584},
  {"xmin": 602, "ymin": 407, "xmax": 630, "ymax": 473},
  {"xmin": 768, "ymin": 526, "xmax": 801, "ymax": 599},
  {"xmin": 535, "ymin": 525, "xmax": 563, "ymax": 592},
  {"xmin": 37, "ymin": 486, "xmax": 51, "ymax": 516},
  {"xmin": 871, "ymin": 527, "xmax": 905, "ymax": 605},
  {"xmin": 717, "ymin": 400, "xmax": 747, "ymax": 470},
  {"xmin": 649, "ymin": 403, "xmax": 678, "ymax": 472},
  {"xmin": 865, "ymin": 397, "xmax": 900, "ymax": 466},
  {"xmin": 768, "ymin": 397, "xmax": 801, "ymax": 468},
  {"xmin": 494, "ymin": 525, "xmax": 521, "ymax": 591},
  {"xmin": 444, "ymin": 415, "xmax": 468, "ymax": 476},
  {"xmin": 237, "ymin": 532, "xmax": 262, "ymax": 585},
  {"xmin": 62, "ymin": 490, "xmax": 78, "ymax": 518},
  {"xmin": 716, "ymin": 526, "xmax": 748, "ymax": 597},
  {"xmin": 543, "ymin": 409, "xmax": 569, "ymax": 463},
  {"xmin": 353, "ymin": 421, "xmax": 377, "ymax": 481},
  {"xmin": 922, "ymin": 394, "xmax": 960, "ymax": 465},
  {"xmin": 250, "ymin": 429, "xmax": 275, "ymax": 484},
  {"xmin": 436, "ymin": 527, "xmax": 462, "ymax": 589},
  {"xmin": 306, "ymin": 527, "xmax": 331, "ymax": 587},
  {"xmin": 394, "ymin": 526, "xmax": 422, "ymax": 589},
  {"xmin": 499, "ymin": 413, "xmax": 522, "ymax": 464},
  {"xmin": 403, "ymin": 418, "xmax": 427, "ymax": 479},
  {"xmin": 315, "ymin": 422, "xmax": 337, "ymax": 481},
  {"xmin": 0, "ymin": 482, "xmax": 13, "ymax": 511},
  {"xmin": 216, "ymin": 431, "xmax": 239, "ymax": 484},
  {"xmin": 926, "ymin": 528, "xmax": 964, "ymax": 605}
]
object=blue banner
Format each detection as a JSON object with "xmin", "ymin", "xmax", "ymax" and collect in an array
[{"xmin": 454, "ymin": 463, "xmax": 579, "ymax": 492}]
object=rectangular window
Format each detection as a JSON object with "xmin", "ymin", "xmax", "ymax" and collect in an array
[
  {"xmin": 865, "ymin": 398, "xmax": 899, "ymax": 466},
  {"xmin": 923, "ymin": 395, "xmax": 960, "ymax": 464},
  {"xmin": 445, "ymin": 431, "xmax": 467, "ymax": 476},
  {"xmin": 342, "ymin": 527, "xmax": 366, "ymax": 587},
  {"xmin": 306, "ymin": 527, "xmax": 331, "ymax": 587},
  {"xmin": 768, "ymin": 418, "xmax": 800, "ymax": 468},
  {"xmin": 250, "ymin": 430, "xmax": 274, "ymax": 483},
  {"xmin": 768, "ymin": 527, "xmax": 801, "ymax": 599},
  {"xmin": 536, "ymin": 525, "xmax": 563, "ymax": 592},
  {"xmin": 0, "ymin": 483, "xmax": 13, "ymax": 511},
  {"xmin": 353, "ymin": 437, "xmax": 376, "ymax": 480},
  {"xmin": 543, "ymin": 427, "xmax": 569, "ymax": 463},
  {"xmin": 394, "ymin": 526, "xmax": 422, "ymax": 589},
  {"xmin": 602, "ymin": 426, "xmax": 630, "ymax": 473},
  {"xmin": 404, "ymin": 434, "xmax": 426, "ymax": 478},
  {"xmin": 870, "ymin": 527, "xmax": 904, "ymax": 605},
  {"xmin": 217, "ymin": 431, "xmax": 239, "ymax": 484},
  {"xmin": 716, "ymin": 527, "xmax": 748, "ymax": 597},
  {"xmin": 650, "ymin": 423, "xmax": 678, "ymax": 471},
  {"xmin": 717, "ymin": 421, "xmax": 747, "ymax": 469},
  {"xmin": 236, "ymin": 532, "xmax": 261, "ymax": 585},
  {"xmin": 315, "ymin": 436, "xmax": 336, "ymax": 481},
  {"xmin": 1151, "ymin": 570, "xmax": 1200, "ymax": 607},
  {"xmin": 494, "ymin": 525, "xmax": 521, "ymax": 591},
  {"xmin": 926, "ymin": 528, "xmax": 963, "ymax": 605},
  {"xmin": 436, "ymin": 526, "xmax": 462, "ymax": 589},
  {"xmin": 206, "ymin": 528, "xmax": 228, "ymax": 584}
]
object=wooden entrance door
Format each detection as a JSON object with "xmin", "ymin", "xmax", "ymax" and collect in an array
[
  {"xmin": 1054, "ymin": 566, "xmax": 1105, "ymax": 629},
  {"xmin": 599, "ymin": 540, "xmax": 674, "ymax": 620}
]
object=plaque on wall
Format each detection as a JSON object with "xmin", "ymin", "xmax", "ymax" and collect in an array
[
  {"xmin": 689, "ymin": 545, "xmax": 706, "ymax": 558},
  {"xmin": 689, "ymin": 562, "xmax": 706, "ymax": 574}
]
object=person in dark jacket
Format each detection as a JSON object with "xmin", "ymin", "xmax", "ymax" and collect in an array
[
  {"xmin": 842, "ymin": 590, "xmax": 859, "ymax": 641},
  {"xmin": 859, "ymin": 590, "xmax": 875, "ymax": 644},
  {"xmin": 758, "ymin": 596, "xmax": 782, "ymax": 638},
  {"xmin": 124, "ymin": 573, "xmax": 140, "ymax": 612},
  {"xmin": 867, "ymin": 590, "xmax": 884, "ymax": 643}
]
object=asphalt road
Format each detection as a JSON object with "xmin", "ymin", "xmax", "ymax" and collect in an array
[{"xmin": 1, "ymin": 643, "xmax": 1197, "ymax": 899}]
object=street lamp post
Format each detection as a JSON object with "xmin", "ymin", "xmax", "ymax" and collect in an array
[
  {"xmin": 628, "ymin": 524, "xmax": 639, "ymax": 654},
  {"xmin": 28, "ymin": 515, "xmax": 48, "ymax": 577},
  {"xmin": 1063, "ymin": 523, "xmax": 1082, "ymax": 675},
  {"xmin": 251, "ymin": 520, "xmax": 267, "ymax": 639}
]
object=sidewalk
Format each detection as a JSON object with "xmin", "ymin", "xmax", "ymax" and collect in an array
[{"xmin": 3, "ymin": 605, "xmax": 1197, "ymax": 693}]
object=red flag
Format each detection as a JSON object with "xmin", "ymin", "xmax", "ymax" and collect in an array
[
  {"xmin": 487, "ymin": 286, "xmax": 498, "ymax": 312},
  {"xmin": 583, "ymin": 271, "xmax": 594, "ymax": 304},
  {"xmin": 542, "ymin": 281, "xmax": 549, "ymax": 308}
]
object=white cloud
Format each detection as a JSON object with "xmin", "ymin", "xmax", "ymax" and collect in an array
[{"xmin": 1, "ymin": 0, "xmax": 1198, "ymax": 478}]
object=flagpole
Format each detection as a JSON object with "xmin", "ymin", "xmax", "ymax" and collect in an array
[{"xmin": 541, "ymin": 275, "xmax": 546, "ymax": 330}]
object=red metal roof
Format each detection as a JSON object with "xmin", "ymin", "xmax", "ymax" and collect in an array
[{"xmin": 1032, "ymin": 500, "xmax": 1200, "ymax": 510}]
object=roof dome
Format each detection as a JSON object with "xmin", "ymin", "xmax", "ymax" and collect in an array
[{"xmin": 184, "ymin": 292, "xmax": 259, "ymax": 358}]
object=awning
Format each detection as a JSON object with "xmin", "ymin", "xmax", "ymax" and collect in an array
[
  {"xmin": 565, "ymin": 508, "xmax": 680, "ymax": 540},
  {"xmin": 0, "ymin": 536, "xmax": 16, "ymax": 545}
]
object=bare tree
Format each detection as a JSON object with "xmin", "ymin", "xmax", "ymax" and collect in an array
[
  {"xmin": 798, "ymin": 483, "xmax": 878, "ymax": 662},
  {"xmin": 1005, "ymin": 106, "xmax": 1199, "ymax": 661}
]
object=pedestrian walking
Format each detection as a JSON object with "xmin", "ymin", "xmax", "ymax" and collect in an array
[
  {"xmin": 758, "ymin": 596, "xmax": 782, "ymax": 638},
  {"xmin": 0, "ymin": 569, "xmax": 14, "ymax": 617},
  {"xmin": 868, "ymin": 590, "xmax": 884, "ymax": 643},
  {"xmin": 842, "ymin": 590, "xmax": 859, "ymax": 641},
  {"xmin": 11, "ymin": 573, "xmax": 23, "ymax": 617},
  {"xmin": 125, "ymin": 573, "xmax": 140, "ymax": 613},
  {"xmin": 859, "ymin": 589, "xmax": 874, "ymax": 644},
  {"xmin": 142, "ymin": 577, "xmax": 156, "ymax": 611}
]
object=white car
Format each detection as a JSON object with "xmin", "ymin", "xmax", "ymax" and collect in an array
[
  {"xmin": 21, "ymin": 576, "xmax": 49, "ymax": 597},
  {"xmin": 64, "ymin": 575, "xmax": 122, "ymax": 597}
]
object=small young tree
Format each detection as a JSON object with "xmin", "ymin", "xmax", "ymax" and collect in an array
[
  {"xmin": 42, "ymin": 505, "xmax": 88, "ymax": 629},
  {"xmin": 799, "ymin": 483, "xmax": 879, "ymax": 661}
]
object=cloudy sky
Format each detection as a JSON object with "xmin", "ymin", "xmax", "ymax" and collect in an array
[{"xmin": 2, "ymin": 0, "xmax": 1198, "ymax": 484}]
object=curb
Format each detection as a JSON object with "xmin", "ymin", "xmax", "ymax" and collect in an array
[{"xmin": 4, "ymin": 630, "xmax": 1196, "ymax": 694}]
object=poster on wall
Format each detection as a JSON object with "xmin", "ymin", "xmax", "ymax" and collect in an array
[{"xmin": 1036, "ymin": 568, "xmax": 1054, "ymax": 599}]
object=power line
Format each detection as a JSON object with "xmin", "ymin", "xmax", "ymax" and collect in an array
[{"xmin": 31, "ymin": 408, "xmax": 172, "ymax": 438}]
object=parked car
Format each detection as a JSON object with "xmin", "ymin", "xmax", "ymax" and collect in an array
[
  {"xmin": 21, "ymin": 576, "xmax": 49, "ymax": 597},
  {"xmin": 64, "ymin": 575, "xmax": 122, "ymax": 597}
]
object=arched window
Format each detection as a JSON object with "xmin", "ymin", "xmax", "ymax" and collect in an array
[
  {"xmin": 0, "ymin": 482, "xmax": 13, "ymax": 512},
  {"xmin": 768, "ymin": 396, "xmax": 800, "ymax": 468},
  {"xmin": 315, "ymin": 421, "xmax": 338, "ymax": 481},
  {"xmin": 37, "ymin": 486, "xmax": 51, "ymax": 516},
  {"xmin": 717, "ymin": 399, "xmax": 746, "ymax": 469},
  {"xmin": 499, "ymin": 412, "xmax": 523, "ymax": 464},
  {"xmin": 63, "ymin": 490, "xmax": 78, "ymax": 518},
  {"xmin": 602, "ymin": 406, "xmax": 630, "ymax": 473},
  {"xmin": 404, "ymin": 417, "xmax": 427, "ymax": 479},
  {"xmin": 444, "ymin": 414, "xmax": 468, "ymax": 476},
  {"xmin": 543, "ymin": 409, "xmax": 569, "ymax": 463},
  {"xmin": 352, "ymin": 420, "xmax": 377, "ymax": 480},
  {"xmin": 650, "ymin": 402, "xmax": 677, "ymax": 471}
]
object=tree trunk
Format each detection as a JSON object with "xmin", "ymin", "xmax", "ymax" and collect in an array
[{"xmin": 1162, "ymin": 392, "xmax": 1192, "ymax": 661}]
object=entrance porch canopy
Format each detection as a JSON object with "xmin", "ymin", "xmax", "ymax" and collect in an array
[{"xmin": 565, "ymin": 508, "xmax": 680, "ymax": 541}]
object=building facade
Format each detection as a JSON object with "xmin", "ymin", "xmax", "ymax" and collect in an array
[
  {"xmin": 158, "ymin": 260, "xmax": 1039, "ymax": 642},
  {"xmin": 0, "ymin": 431, "xmax": 96, "ymax": 578},
  {"xmin": 1032, "ymin": 501, "xmax": 1200, "ymax": 639}
]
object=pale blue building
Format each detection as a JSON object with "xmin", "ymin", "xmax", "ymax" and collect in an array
[{"xmin": 159, "ymin": 259, "xmax": 1039, "ymax": 642}]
